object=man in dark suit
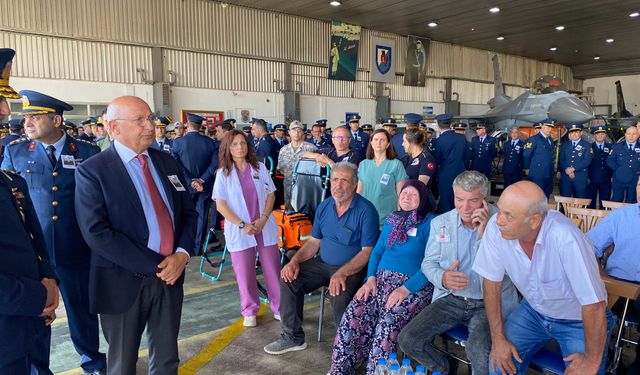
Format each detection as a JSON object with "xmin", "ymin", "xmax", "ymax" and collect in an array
[
  {"xmin": 75, "ymin": 96, "xmax": 198, "ymax": 375},
  {"xmin": 502, "ymin": 127, "xmax": 524, "ymax": 188},
  {"xmin": 523, "ymin": 119, "xmax": 557, "ymax": 198},
  {"xmin": 434, "ymin": 113, "xmax": 471, "ymax": 213},
  {"xmin": 2, "ymin": 90, "xmax": 106, "ymax": 375},
  {"xmin": 587, "ymin": 125, "xmax": 613, "ymax": 208},
  {"xmin": 0, "ymin": 47, "xmax": 59, "ymax": 375},
  {"xmin": 470, "ymin": 122, "xmax": 497, "ymax": 179},
  {"xmin": 171, "ymin": 112, "xmax": 219, "ymax": 255}
]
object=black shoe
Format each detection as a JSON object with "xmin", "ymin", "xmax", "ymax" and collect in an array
[{"xmin": 446, "ymin": 355, "xmax": 459, "ymax": 375}]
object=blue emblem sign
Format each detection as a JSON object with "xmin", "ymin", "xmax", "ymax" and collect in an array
[{"xmin": 376, "ymin": 45, "xmax": 392, "ymax": 74}]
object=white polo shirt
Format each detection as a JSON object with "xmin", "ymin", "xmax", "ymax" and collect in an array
[{"xmin": 473, "ymin": 210, "xmax": 606, "ymax": 321}]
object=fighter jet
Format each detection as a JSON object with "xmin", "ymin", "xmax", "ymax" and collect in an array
[
  {"xmin": 596, "ymin": 80, "xmax": 638, "ymax": 142},
  {"xmin": 459, "ymin": 55, "xmax": 594, "ymax": 132}
]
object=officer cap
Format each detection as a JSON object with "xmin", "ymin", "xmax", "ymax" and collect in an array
[
  {"xmin": 424, "ymin": 126, "xmax": 435, "ymax": 134},
  {"xmin": 226, "ymin": 118, "xmax": 236, "ymax": 125},
  {"xmin": 186, "ymin": 113, "xmax": 205, "ymax": 126},
  {"xmin": 382, "ymin": 118, "xmax": 397, "ymax": 126},
  {"xmin": 274, "ymin": 123, "xmax": 287, "ymax": 132},
  {"xmin": 434, "ymin": 113, "xmax": 454, "ymax": 124},
  {"xmin": 174, "ymin": 122, "xmax": 185, "ymax": 129},
  {"xmin": 473, "ymin": 122, "xmax": 487, "ymax": 130},
  {"xmin": 315, "ymin": 119, "xmax": 328, "ymax": 127},
  {"xmin": 404, "ymin": 113, "xmax": 423, "ymax": 124},
  {"xmin": 19, "ymin": 90, "xmax": 73, "ymax": 116},
  {"xmin": 0, "ymin": 123, "xmax": 8, "ymax": 133},
  {"xmin": 592, "ymin": 125, "xmax": 607, "ymax": 134},
  {"xmin": 154, "ymin": 115, "xmax": 173, "ymax": 127},
  {"xmin": 533, "ymin": 122, "xmax": 543, "ymax": 129},
  {"xmin": 81, "ymin": 116, "xmax": 98, "ymax": 126},
  {"xmin": 361, "ymin": 124, "xmax": 373, "ymax": 130},
  {"xmin": 62, "ymin": 120, "xmax": 76, "ymax": 130},
  {"xmin": 567, "ymin": 123, "xmax": 583, "ymax": 132},
  {"xmin": 540, "ymin": 119, "xmax": 556, "ymax": 128},
  {"xmin": 8, "ymin": 118, "xmax": 23, "ymax": 130},
  {"xmin": 326, "ymin": 128, "xmax": 333, "ymax": 135},
  {"xmin": 453, "ymin": 122, "xmax": 467, "ymax": 131},
  {"xmin": 0, "ymin": 48, "xmax": 19, "ymax": 99},
  {"xmin": 348, "ymin": 114, "xmax": 361, "ymax": 123}
]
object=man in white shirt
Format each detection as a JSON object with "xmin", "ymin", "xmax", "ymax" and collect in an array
[{"xmin": 473, "ymin": 181, "xmax": 613, "ymax": 375}]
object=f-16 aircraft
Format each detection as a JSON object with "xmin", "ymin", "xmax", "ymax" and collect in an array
[{"xmin": 595, "ymin": 80, "xmax": 638, "ymax": 142}]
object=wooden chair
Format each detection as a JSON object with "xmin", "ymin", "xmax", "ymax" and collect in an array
[
  {"xmin": 570, "ymin": 217, "xmax": 582, "ymax": 229},
  {"xmin": 601, "ymin": 200, "xmax": 631, "ymax": 211},
  {"xmin": 565, "ymin": 207, "xmax": 609, "ymax": 232},
  {"xmin": 553, "ymin": 195, "xmax": 591, "ymax": 215},
  {"xmin": 602, "ymin": 274, "xmax": 640, "ymax": 373}
]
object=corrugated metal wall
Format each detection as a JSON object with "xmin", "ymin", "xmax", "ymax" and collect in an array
[
  {"xmin": 0, "ymin": 31, "xmax": 152, "ymax": 83},
  {"xmin": 0, "ymin": 0, "xmax": 582, "ymax": 98}
]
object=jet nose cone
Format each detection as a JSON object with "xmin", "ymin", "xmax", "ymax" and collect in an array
[{"xmin": 548, "ymin": 96, "xmax": 594, "ymax": 124}]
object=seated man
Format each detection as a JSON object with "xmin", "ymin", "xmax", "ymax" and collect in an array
[
  {"xmin": 264, "ymin": 161, "xmax": 379, "ymax": 355},
  {"xmin": 474, "ymin": 181, "xmax": 613, "ymax": 375},
  {"xmin": 399, "ymin": 171, "xmax": 518, "ymax": 375},
  {"xmin": 587, "ymin": 177, "xmax": 640, "ymax": 373},
  {"xmin": 303, "ymin": 126, "xmax": 363, "ymax": 168}
]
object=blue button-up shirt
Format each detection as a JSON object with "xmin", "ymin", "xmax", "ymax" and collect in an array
[
  {"xmin": 40, "ymin": 133, "xmax": 67, "ymax": 161},
  {"xmin": 454, "ymin": 215, "xmax": 484, "ymax": 299},
  {"xmin": 588, "ymin": 204, "xmax": 640, "ymax": 282}
]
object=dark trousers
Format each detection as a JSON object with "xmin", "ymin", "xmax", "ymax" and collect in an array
[
  {"xmin": 530, "ymin": 175, "xmax": 553, "ymax": 197},
  {"xmin": 54, "ymin": 265, "xmax": 106, "ymax": 373},
  {"xmin": 192, "ymin": 191, "xmax": 214, "ymax": 256},
  {"xmin": 503, "ymin": 172, "xmax": 522, "ymax": 189},
  {"xmin": 438, "ymin": 175, "xmax": 455, "ymax": 213},
  {"xmin": 587, "ymin": 181, "xmax": 611, "ymax": 208},
  {"xmin": 29, "ymin": 324, "xmax": 53, "ymax": 375},
  {"xmin": 101, "ymin": 277, "xmax": 184, "ymax": 375},
  {"xmin": 1, "ymin": 356, "xmax": 29, "ymax": 375},
  {"xmin": 280, "ymin": 257, "xmax": 366, "ymax": 343},
  {"xmin": 559, "ymin": 177, "xmax": 588, "ymax": 198},
  {"xmin": 399, "ymin": 294, "xmax": 491, "ymax": 375},
  {"xmin": 612, "ymin": 183, "xmax": 638, "ymax": 203}
]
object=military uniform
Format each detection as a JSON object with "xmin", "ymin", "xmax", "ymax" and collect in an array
[
  {"xmin": 434, "ymin": 114, "xmax": 470, "ymax": 213},
  {"xmin": 587, "ymin": 126, "xmax": 612, "ymax": 208},
  {"xmin": 470, "ymin": 134, "xmax": 497, "ymax": 179},
  {"xmin": 523, "ymin": 121, "xmax": 556, "ymax": 197},
  {"xmin": 502, "ymin": 138, "xmax": 524, "ymax": 188},
  {"xmin": 1, "ymin": 118, "xmax": 24, "ymax": 147},
  {"xmin": 1, "ymin": 91, "xmax": 106, "ymax": 374},
  {"xmin": 558, "ymin": 127, "xmax": 592, "ymax": 198},
  {"xmin": 347, "ymin": 115, "xmax": 369, "ymax": 156},
  {"xmin": 151, "ymin": 115, "xmax": 174, "ymax": 153},
  {"xmin": 607, "ymin": 141, "xmax": 640, "ymax": 203},
  {"xmin": 277, "ymin": 139, "xmax": 317, "ymax": 209},
  {"xmin": 272, "ymin": 123, "xmax": 289, "ymax": 154}
]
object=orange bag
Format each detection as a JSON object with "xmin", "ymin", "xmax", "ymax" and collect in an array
[{"xmin": 272, "ymin": 209, "xmax": 313, "ymax": 250}]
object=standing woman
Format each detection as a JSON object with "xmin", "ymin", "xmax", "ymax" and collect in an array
[
  {"xmin": 212, "ymin": 129, "xmax": 281, "ymax": 326},
  {"xmin": 357, "ymin": 129, "xmax": 407, "ymax": 229},
  {"xmin": 401, "ymin": 127, "xmax": 437, "ymax": 209}
]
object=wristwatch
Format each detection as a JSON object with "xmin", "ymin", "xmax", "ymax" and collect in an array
[{"xmin": 239, "ymin": 221, "xmax": 246, "ymax": 229}]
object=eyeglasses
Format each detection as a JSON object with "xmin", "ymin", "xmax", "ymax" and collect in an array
[
  {"xmin": 332, "ymin": 136, "xmax": 350, "ymax": 140},
  {"xmin": 112, "ymin": 114, "xmax": 157, "ymax": 126}
]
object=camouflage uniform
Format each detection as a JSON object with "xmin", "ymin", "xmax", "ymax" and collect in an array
[{"xmin": 277, "ymin": 142, "xmax": 317, "ymax": 209}]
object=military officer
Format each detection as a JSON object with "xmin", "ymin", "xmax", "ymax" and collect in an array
[
  {"xmin": 470, "ymin": 122, "xmax": 497, "ymax": 179},
  {"xmin": 79, "ymin": 117, "xmax": 97, "ymax": 142},
  {"xmin": 523, "ymin": 119, "xmax": 556, "ymax": 197},
  {"xmin": 558, "ymin": 124, "xmax": 593, "ymax": 198},
  {"xmin": 2, "ymin": 118, "xmax": 25, "ymax": 146},
  {"xmin": 453, "ymin": 121, "xmax": 467, "ymax": 135},
  {"xmin": 172, "ymin": 113, "xmax": 219, "ymax": 255},
  {"xmin": 607, "ymin": 126, "xmax": 640, "ymax": 203},
  {"xmin": 587, "ymin": 125, "xmax": 613, "ymax": 208},
  {"xmin": 381, "ymin": 119, "xmax": 396, "ymax": 137},
  {"xmin": 502, "ymin": 127, "xmax": 524, "ymax": 188},
  {"xmin": 62, "ymin": 120, "xmax": 77, "ymax": 138},
  {"xmin": 361, "ymin": 123, "xmax": 374, "ymax": 137},
  {"xmin": 433, "ymin": 113, "xmax": 471, "ymax": 212},
  {"xmin": 306, "ymin": 119, "xmax": 331, "ymax": 150},
  {"xmin": 150, "ymin": 115, "xmax": 173, "ymax": 153},
  {"xmin": 1, "ymin": 90, "xmax": 106, "ymax": 375},
  {"xmin": 273, "ymin": 123, "xmax": 289, "ymax": 152},
  {"xmin": 252, "ymin": 118, "xmax": 278, "ymax": 170},
  {"xmin": 347, "ymin": 114, "xmax": 369, "ymax": 156},
  {"xmin": 394, "ymin": 113, "xmax": 422, "ymax": 159},
  {"xmin": 421, "ymin": 124, "xmax": 436, "ymax": 153}
]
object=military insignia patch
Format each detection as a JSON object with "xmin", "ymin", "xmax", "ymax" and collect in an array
[{"xmin": 524, "ymin": 142, "xmax": 532, "ymax": 149}]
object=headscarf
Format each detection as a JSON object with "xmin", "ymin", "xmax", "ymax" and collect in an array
[{"xmin": 385, "ymin": 180, "xmax": 433, "ymax": 248}]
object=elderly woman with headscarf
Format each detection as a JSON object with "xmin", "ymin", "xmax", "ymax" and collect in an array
[{"xmin": 328, "ymin": 180, "xmax": 436, "ymax": 375}]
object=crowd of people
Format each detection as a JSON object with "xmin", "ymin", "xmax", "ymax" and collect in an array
[{"xmin": 2, "ymin": 44, "xmax": 640, "ymax": 375}]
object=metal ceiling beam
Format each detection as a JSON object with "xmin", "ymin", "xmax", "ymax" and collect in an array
[{"xmin": 573, "ymin": 59, "xmax": 640, "ymax": 79}]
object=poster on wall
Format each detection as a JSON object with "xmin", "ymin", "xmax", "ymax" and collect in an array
[
  {"xmin": 328, "ymin": 20, "xmax": 361, "ymax": 82},
  {"xmin": 181, "ymin": 110, "xmax": 224, "ymax": 125},
  {"xmin": 370, "ymin": 36, "xmax": 395, "ymax": 83},
  {"xmin": 403, "ymin": 36, "xmax": 430, "ymax": 87},
  {"xmin": 236, "ymin": 108, "xmax": 255, "ymax": 126}
]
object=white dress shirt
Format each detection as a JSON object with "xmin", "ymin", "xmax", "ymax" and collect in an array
[{"xmin": 473, "ymin": 210, "xmax": 606, "ymax": 320}]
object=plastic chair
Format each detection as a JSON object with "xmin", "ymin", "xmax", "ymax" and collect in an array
[
  {"xmin": 528, "ymin": 343, "xmax": 565, "ymax": 374},
  {"xmin": 565, "ymin": 207, "xmax": 610, "ymax": 233},
  {"xmin": 553, "ymin": 195, "xmax": 591, "ymax": 215},
  {"xmin": 442, "ymin": 326, "xmax": 472, "ymax": 374},
  {"xmin": 601, "ymin": 200, "xmax": 632, "ymax": 211}
]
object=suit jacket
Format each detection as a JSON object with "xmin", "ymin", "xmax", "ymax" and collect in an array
[
  {"xmin": 75, "ymin": 146, "xmax": 198, "ymax": 314},
  {"xmin": 0, "ymin": 170, "xmax": 55, "ymax": 366},
  {"xmin": 502, "ymin": 139, "xmax": 524, "ymax": 174},
  {"xmin": 171, "ymin": 132, "xmax": 219, "ymax": 194},
  {"xmin": 2, "ymin": 135, "xmax": 100, "ymax": 267},
  {"xmin": 434, "ymin": 131, "xmax": 471, "ymax": 180},
  {"xmin": 422, "ymin": 206, "xmax": 518, "ymax": 317},
  {"xmin": 589, "ymin": 142, "xmax": 613, "ymax": 184},
  {"xmin": 523, "ymin": 133, "xmax": 555, "ymax": 179},
  {"xmin": 470, "ymin": 135, "xmax": 497, "ymax": 175},
  {"xmin": 558, "ymin": 139, "xmax": 593, "ymax": 183},
  {"xmin": 151, "ymin": 138, "xmax": 173, "ymax": 153}
]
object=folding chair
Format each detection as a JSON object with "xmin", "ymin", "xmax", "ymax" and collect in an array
[{"xmin": 565, "ymin": 207, "xmax": 610, "ymax": 233}]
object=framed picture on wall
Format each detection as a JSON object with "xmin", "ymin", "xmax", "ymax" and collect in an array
[
  {"xmin": 236, "ymin": 108, "xmax": 255, "ymax": 125},
  {"xmin": 181, "ymin": 110, "xmax": 224, "ymax": 125}
]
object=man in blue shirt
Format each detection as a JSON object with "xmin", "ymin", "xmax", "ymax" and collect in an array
[
  {"xmin": 558, "ymin": 124, "xmax": 593, "ymax": 198},
  {"xmin": 588, "ymin": 125, "xmax": 613, "ymax": 208},
  {"xmin": 607, "ymin": 126, "xmax": 640, "ymax": 203},
  {"xmin": 470, "ymin": 122, "xmax": 497, "ymax": 179},
  {"xmin": 347, "ymin": 114, "xmax": 369, "ymax": 156},
  {"xmin": 264, "ymin": 161, "xmax": 379, "ymax": 355},
  {"xmin": 523, "ymin": 119, "xmax": 557, "ymax": 197},
  {"xmin": 502, "ymin": 127, "xmax": 524, "ymax": 188}
]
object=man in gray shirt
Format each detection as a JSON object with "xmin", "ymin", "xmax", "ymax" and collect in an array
[{"xmin": 398, "ymin": 171, "xmax": 517, "ymax": 375}]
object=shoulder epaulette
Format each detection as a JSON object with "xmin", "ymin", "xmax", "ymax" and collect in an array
[
  {"xmin": 75, "ymin": 138, "xmax": 98, "ymax": 146},
  {"xmin": 8, "ymin": 137, "xmax": 30, "ymax": 145}
]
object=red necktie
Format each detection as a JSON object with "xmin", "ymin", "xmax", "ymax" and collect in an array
[{"xmin": 137, "ymin": 154, "xmax": 174, "ymax": 256}]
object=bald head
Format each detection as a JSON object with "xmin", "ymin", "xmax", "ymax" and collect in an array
[
  {"xmin": 495, "ymin": 181, "xmax": 547, "ymax": 241},
  {"xmin": 106, "ymin": 96, "xmax": 155, "ymax": 154}
]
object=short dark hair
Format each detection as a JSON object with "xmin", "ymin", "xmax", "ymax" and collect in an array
[
  {"xmin": 365, "ymin": 129, "xmax": 397, "ymax": 160},
  {"xmin": 253, "ymin": 119, "xmax": 267, "ymax": 131}
]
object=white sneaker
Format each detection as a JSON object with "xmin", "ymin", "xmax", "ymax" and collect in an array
[
  {"xmin": 243, "ymin": 316, "xmax": 257, "ymax": 327},
  {"xmin": 274, "ymin": 314, "xmax": 281, "ymax": 321}
]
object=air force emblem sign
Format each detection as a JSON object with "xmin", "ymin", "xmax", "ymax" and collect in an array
[{"xmin": 376, "ymin": 45, "xmax": 392, "ymax": 74}]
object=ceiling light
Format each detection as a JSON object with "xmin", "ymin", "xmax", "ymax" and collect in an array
[
  {"xmin": 630, "ymin": 12, "xmax": 639, "ymax": 17},
  {"xmin": 593, "ymin": 55, "xmax": 601, "ymax": 60},
  {"xmin": 496, "ymin": 35, "xmax": 505, "ymax": 41},
  {"xmin": 489, "ymin": 7, "xmax": 500, "ymax": 13},
  {"xmin": 471, "ymin": 28, "xmax": 475, "ymax": 31},
  {"xmin": 428, "ymin": 21, "xmax": 438, "ymax": 27},
  {"xmin": 555, "ymin": 25, "xmax": 565, "ymax": 31},
  {"xmin": 329, "ymin": 0, "xmax": 342, "ymax": 6},
  {"xmin": 606, "ymin": 38, "xmax": 615, "ymax": 43},
  {"xmin": 549, "ymin": 47, "xmax": 557, "ymax": 51}
]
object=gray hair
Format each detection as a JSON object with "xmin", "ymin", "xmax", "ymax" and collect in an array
[
  {"xmin": 332, "ymin": 161, "xmax": 358, "ymax": 183},
  {"xmin": 452, "ymin": 170, "xmax": 490, "ymax": 197},
  {"xmin": 527, "ymin": 195, "xmax": 548, "ymax": 217}
]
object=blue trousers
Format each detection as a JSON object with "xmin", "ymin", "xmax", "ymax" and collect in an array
[
  {"xmin": 503, "ymin": 173, "xmax": 522, "ymax": 189},
  {"xmin": 529, "ymin": 176, "xmax": 553, "ymax": 198},
  {"xmin": 54, "ymin": 266, "xmax": 106, "ymax": 373},
  {"xmin": 191, "ymin": 190, "xmax": 215, "ymax": 256},
  {"xmin": 30, "ymin": 324, "xmax": 53, "ymax": 375},
  {"xmin": 611, "ymin": 183, "xmax": 638, "ymax": 203},
  {"xmin": 438, "ymin": 174, "xmax": 455, "ymax": 213},
  {"xmin": 587, "ymin": 182, "xmax": 611, "ymax": 209},
  {"xmin": 489, "ymin": 300, "xmax": 614, "ymax": 375},
  {"xmin": 559, "ymin": 177, "xmax": 588, "ymax": 198}
]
